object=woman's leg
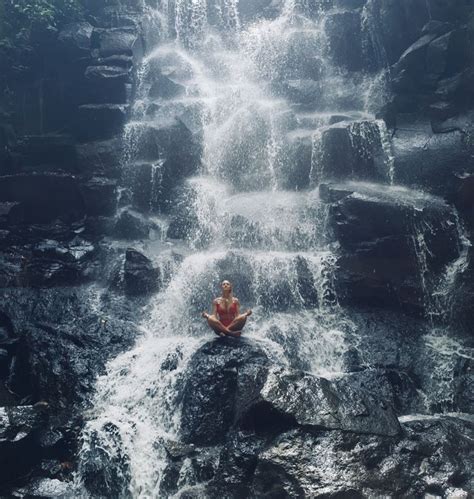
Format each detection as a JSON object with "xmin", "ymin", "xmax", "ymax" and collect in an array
[
  {"xmin": 203, "ymin": 313, "xmax": 241, "ymax": 337},
  {"xmin": 228, "ymin": 314, "xmax": 248, "ymax": 332}
]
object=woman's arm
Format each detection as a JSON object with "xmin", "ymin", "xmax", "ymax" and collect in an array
[
  {"xmin": 211, "ymin": 299, "xmax": 218, "ymax": 318},
  {"xmin": 234, "ymin": 298, "xmax": 240, "ymax": 316}
]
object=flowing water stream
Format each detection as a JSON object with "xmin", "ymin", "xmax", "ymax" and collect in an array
[{"xmin": 75, "ymin": 1, "xmax": 469, "ymax": 497}]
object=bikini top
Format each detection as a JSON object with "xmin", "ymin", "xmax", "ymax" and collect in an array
[{"xmin": 216, "ymin": 299, "xmax": 238, "ymax": 321}]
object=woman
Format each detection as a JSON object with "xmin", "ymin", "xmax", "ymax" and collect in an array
[{"xmin": 202, "ymin": 280, "xmax": 252, "ymax": 337}]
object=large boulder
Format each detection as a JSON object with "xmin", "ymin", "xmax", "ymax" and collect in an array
[
  {"xmin": 251, "ymin": 415, "xmax": 474, "ymax": 498},
  {"xmin": 181, "ymin": 339, "xmax": 270, "ymax": 445},
  {"xmin": 321, "ymin": 182, "xmax": 462, "ymax": 313},
  {"xmin": 259, "ymin": 368, "xmax": 401, "ymax": 436}
]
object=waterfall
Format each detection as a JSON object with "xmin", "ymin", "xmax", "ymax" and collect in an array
[{"xmin": 74, "ymin": 1, "xmax": 467, "ymax": 497}]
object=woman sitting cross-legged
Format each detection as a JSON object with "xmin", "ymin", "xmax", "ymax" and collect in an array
[{"xmin": 202, "ymin": 280, "xmax": 252, "ymax": 338}]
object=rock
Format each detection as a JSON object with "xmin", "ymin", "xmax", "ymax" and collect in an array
[
  {"xmin": 311, "ymin": 120, "xmax": 391, "ymax": 184},
  {"xmin": 80, "ymin": 177, "xmax": 117, "ymax": 217},
  {"xmin": 58, "ymin": 22, "xmax": 94, "ymax": 57},
  {"xmin": 124, "ymin": 248, "xmax": 159, "ymax": 296},
  {"xmin": 0, "ymin": 347, "xmax": 9, "ymax": 375},
  {"xmin": 181, "ymin": 339, "xmax": 270, "ymax": 445},
  {"xmin": 422, "ymin": 20, "xmax": 454, "ymax": 37},
  {"xmin": 364, "ymin": 0, "xmax": 430, "ymax": 66},
  {"xmin": 434, "ymin": 67, "xmax": 474, "ymax": 109},
  {"xmin": 38, "ymin": 459, "xmax": 63, "ymax": 478},
  {"xmin": 12, "ymin": 478, "xmax": 72, "ymax": 498},
  {"xmin": 393, "ymin": 33, "xmax": 438, "ymax": 78},
  {"xmin": 125, "ymin": 161, "xmax": 158, "ymax": 212},
  {"xmin": 148, "ymin": 73, "xmax": 186, "ymax": 100},
  {"xmin": 0, "ymin": 405, "xmax": 47, "ymax": 443},
  {"xmin": 20, "ymin": 237, "xmax": 97, "ymax": 287},
  {"xmin": 0, "ymin": 405, "xmax": 49, "ymax": 486},
  {"xmin": 85, "ymin": 64, "xmax": 131, "ymax": 83},
  {"xmin": 122, "ymin": 120, "xmax": 201, "ymax": 211},
  {"xmin": 321, "ymin": 182, "xmax": 461, "ymax": 313},
  {"xmin": 76, "ymin": 104, "xmax": 128, "ymax": 142},
  {"xmin": 12, "ymin": 134, "xmax": 77, "ymax": 172},
  {"xmin": 285, "ymin": 132, "xmax": 312, "ymax": 189},
  {"xmin": 252, "ymin": 414, "xmax": 474, "ymax": 498},
  {"xmin": 84, "ymin": 64, "xmax": 132, "ymax": 104},
  {"xmin": 113, "ymin": 210, "xmax": 150, "ymax": 240},
  {"xmin": 2, "ymin": 287, "xmax": 138, "ymax": 407},
  {"xmin": 94, "ymin": 27, "xmax": 143, "ymax": 61},
  {"xmin": 0, "ymin": 174, "xmax": 85, "ymax": 224},
  {"xmin": 325, "ymin": 11, "xmax": 364, "ymax": 71},
  {"xmin": 76, "ymin": 137, "xmax": 123, "ymax": 178},
  {"xmin": 391, "ymin": 119, "xmax": 472, "ymax": 198},
  {"xmin": 259, "ymin": 368, "xmax": 401, "ymax": 436},
  {"xmin": 455, "ymin": 173, "xmax": 474, "ymax": 228},
  {"xmin": 393, "ymin": 28, "xmax": 472, "ymax": 92},
  {"xmin": 276, "ymin": 79, "xmax": 321, "ymax": 109}
]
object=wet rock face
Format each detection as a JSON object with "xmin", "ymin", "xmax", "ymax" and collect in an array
[
  {"xmin": 0, "ymin": 286, "xmax": 139, "ymax": 495},
  {"xmin": 260, "ymin": 368, "xmax": 401, "ymax": 436},
  {"xmin": 181, "ymin": 339, "xmax": 271, "ymax": 445},
  {"xmin": 1, "ymin": 288, "xmax": 138, "ymax": 409},
  {"xmin": 321, "ymin": 182, "xmax": 462, "ymax": 313},
  {"xmin": 312, "ymin": 121, "xmax": 391, "ymax": 184},
  {"xmin": 123, "ymin": 248, "xmax": 160, "ymax": 296},
  {"xmin": 0, "ymin": 174, "xmax": 85, "ymax": 225},
  {"xmin": 169, "ymin": 337, "xmax": 474, "ymax": 497},
  {"xmin": 391, "ymin": 119, "xmax": 473, "ymax": 198},
  {"xmin": 251, "ymin": 415, "xmax": 474, "ymax": 498}
]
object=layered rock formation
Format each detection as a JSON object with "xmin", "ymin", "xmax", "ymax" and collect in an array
[{"xmin": 0, "ymin": 0, "xmax": 473, "ymax": 497}]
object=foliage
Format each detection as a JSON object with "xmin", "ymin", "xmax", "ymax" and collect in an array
[{"xmin": 1, "ymin": 0, "xmax": 85, "ymax": 47}]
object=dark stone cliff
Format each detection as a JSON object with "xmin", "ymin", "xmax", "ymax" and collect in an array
[{"xmin": 0, "ymin": 0, "xmax": 473, "ymax": 496}]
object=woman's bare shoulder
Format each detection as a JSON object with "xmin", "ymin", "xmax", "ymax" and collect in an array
[{"xmin": 232, "ymin": 297, "xmax": 240, "ymax": 303}]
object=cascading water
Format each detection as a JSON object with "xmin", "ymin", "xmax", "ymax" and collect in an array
[{"xmin": 74, "ymin": 1, "xmax": 469, "ymax": 497}]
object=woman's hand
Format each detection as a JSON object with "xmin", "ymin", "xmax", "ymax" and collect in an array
[
  {"xmin": 202, "ymin": 311, "xmax": 210, "ymax": 319},
  {"xmin": 245, "ymin": 309, "xmax": 252, "ymax": 317}
]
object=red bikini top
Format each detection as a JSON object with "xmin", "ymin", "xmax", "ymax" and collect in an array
[{"xmin": 216, "ymin": 299, "xmax": 237, "ymax": 322}]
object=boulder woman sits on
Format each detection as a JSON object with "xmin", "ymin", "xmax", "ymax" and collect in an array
[{"xmin": 202, "ymin": 280, "xmax": 252, "ymax": 337}]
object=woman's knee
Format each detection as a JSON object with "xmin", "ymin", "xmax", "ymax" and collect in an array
[{"xmin": 207, "ymin": 315, "xmax": 218, "ymax": 325}]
